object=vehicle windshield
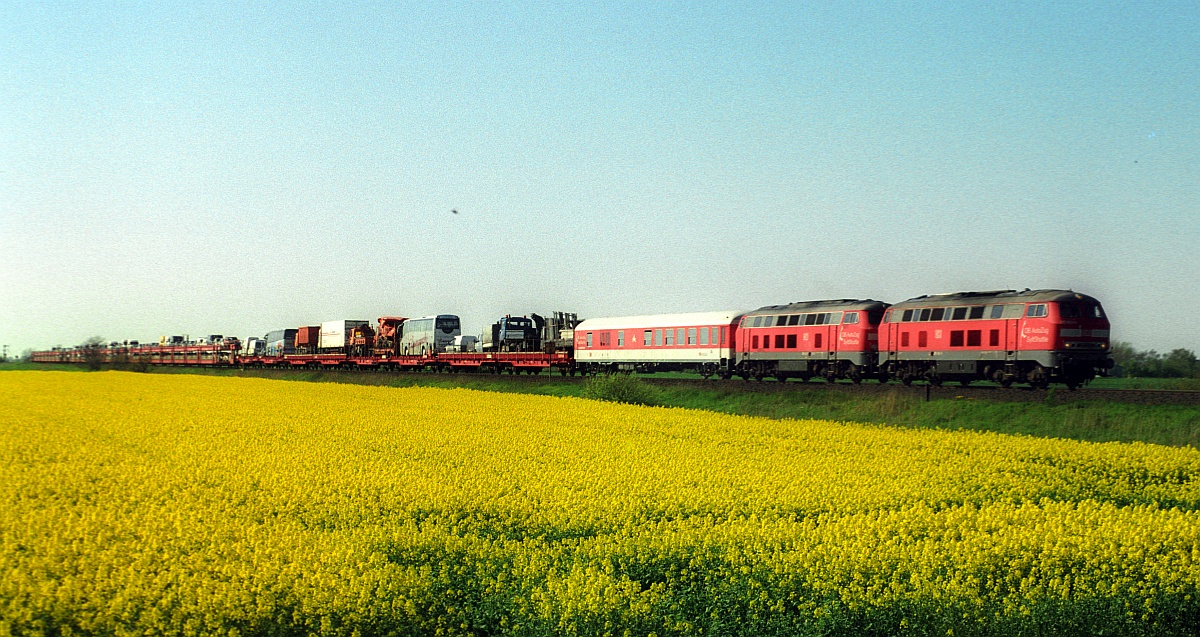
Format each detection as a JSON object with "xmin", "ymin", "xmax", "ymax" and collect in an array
[
  {"xmin": 1059, "ymin": 302, "xmax": 1105, "ymax": 319},
  {"xmin": 437, "ymin": 317, "xmax": 460, "ymax": 333}
]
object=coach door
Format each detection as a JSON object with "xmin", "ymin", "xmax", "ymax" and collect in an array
[{"xmin": 1003, "ymin": 303, "xmax": 1022, "ymax": 358}]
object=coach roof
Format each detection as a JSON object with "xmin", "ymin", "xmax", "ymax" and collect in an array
[{"xmin": 576, "ymin": 311, "xmax": 745, "ymax": 332}]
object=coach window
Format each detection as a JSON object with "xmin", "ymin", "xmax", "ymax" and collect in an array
[
  {"xmin": 586, "ymin": 332, "xmax": 593, "ymax": 347},
  {"xmin": 654, "ymin": 329, "xmax": 663, "ymax": 346},
  {"xmin": 664, "ymin": 329, "xmax": 674, "ymax": 346},
  {"xmin": 1026, "ymin": 304, "xmax": 1048, "ymax": 318},
  {"xmin": 687, "ymin": 328, "xmax": 697, "ymax": 345},
  {"xmin": 843, "ymin": 313, "xmax": 859, "ymax": 325},
  {"xmin": 617, "ymin": 330, "xmax": 624, "ymax": 347},
  {"xmin": 699, "ymin": 328, "xmax": 709, "ymax": 345},
  {"xmin": 677, "ymin": 328, "xmax": 685, "ymax": 345},
  {"xmin": 642, "ymin": 330, "xmax": 651, "ymax": 346},
  {"xmin": 969, "ymin": 306, "xmax": 985, "ymax": 320},
  {"xmin": 720, "ymin": 327, "xmax": 727, "ymax": 345},
  {"xmin": 951, "ymin": 307, "xmax": 967, "ymax": 321}
]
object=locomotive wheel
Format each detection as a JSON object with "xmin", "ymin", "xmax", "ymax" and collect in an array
[{"xmin": 901, "ymin": 375, "xmax": 913, "ymax": 386}]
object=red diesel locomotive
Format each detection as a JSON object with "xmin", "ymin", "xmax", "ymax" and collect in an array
[
  {"xmin": 732, "ymin": 299, "xmax": 888, "ymax": 382},
  {"xmin": 877, "ymin": 289, "xmax": 1112, "ymax": 389}
]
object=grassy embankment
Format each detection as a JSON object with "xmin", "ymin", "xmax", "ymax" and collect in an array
[{"xmin": 8, "ymin": 362, "xmax": 1199, "ymax": 448}]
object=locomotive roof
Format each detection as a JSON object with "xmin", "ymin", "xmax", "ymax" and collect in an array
[
  {"xmin": 746, "ymin": 299, "xmax": 888, "ymax": 315},
  {"xmin": 890, "ymin": 289, "xmax": 1099, "ymax": 309},
  {"xmin": 576, "ymin": 310, "xmax": 745, "ymax": 331}
]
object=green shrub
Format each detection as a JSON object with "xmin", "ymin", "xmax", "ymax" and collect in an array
[{"xmin": 582, "ymin": 373, "xmax": 661, "ymax": 406}]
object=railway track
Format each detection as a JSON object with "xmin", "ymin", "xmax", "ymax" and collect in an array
[
  {"xmin": 198, "ymin": 365, "xmax": 1200, "ymax": 406},
  {"xmin": 635, "ymin": 377, "xmax": 1200, "ymax": 406}
]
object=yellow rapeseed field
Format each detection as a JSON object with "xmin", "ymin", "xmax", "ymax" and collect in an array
[{"xmin": 2, "ymin": 371, "xmax": 1200, "ymax": 636}]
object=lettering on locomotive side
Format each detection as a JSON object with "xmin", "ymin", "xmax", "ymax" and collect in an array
[{"xmin": 1022, "ymin": 325, "xmax": 1051, "ymax": 344}]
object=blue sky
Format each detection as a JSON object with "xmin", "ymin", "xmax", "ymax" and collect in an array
[{"xmin": 2, "ymin": 1, "xmax": 1197, "ymax": 354}]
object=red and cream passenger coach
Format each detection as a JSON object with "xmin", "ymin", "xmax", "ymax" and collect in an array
[{"xmin": 573, "ymin": 311, "xmax": 743, "ymax": 377}]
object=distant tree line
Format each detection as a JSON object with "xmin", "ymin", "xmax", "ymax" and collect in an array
[{"xmin": 1110, "ymin": 342, "xmax": 1200, "ymax": 378}]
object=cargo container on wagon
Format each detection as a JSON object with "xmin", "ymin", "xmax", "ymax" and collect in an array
[
  {"xmin": 318, "ymin": 320, "xmax": 370, "ymax": 354},
  {"xmin": 293, "ymin": 326, "xmax": 320, "ymax": 355}
]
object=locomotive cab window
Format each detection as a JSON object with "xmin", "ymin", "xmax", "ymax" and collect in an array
[
  {"xmin": 843, "ymin": 313, "xmax": 859, "ymax": 325},
  {"xmin": 1026, "ymin": 304, "xmax": 1048, "ymax": 318}
]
